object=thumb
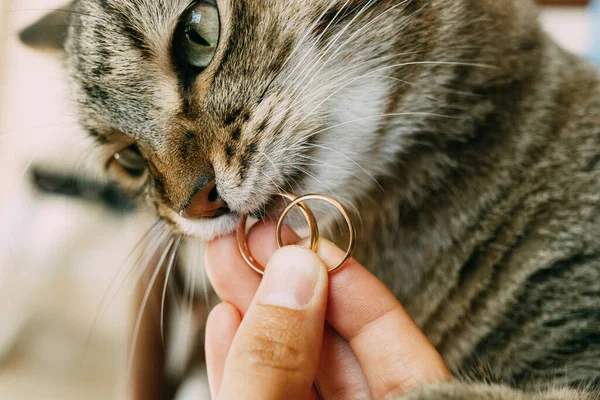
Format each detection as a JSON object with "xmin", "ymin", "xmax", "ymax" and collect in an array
[{"xmin": 217, "ymin": 246, "xmax": 329, "ymax": 400}]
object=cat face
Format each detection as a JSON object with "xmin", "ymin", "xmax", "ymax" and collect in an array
[{"xmin": 65, "ymin": 0, "xmax": 422, "ymax": 239}]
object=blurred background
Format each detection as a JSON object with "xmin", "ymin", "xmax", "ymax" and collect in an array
[
  {"xmin": 1, "ymin": 0, "xmax": 599, "ymax": 399},
  {"xmin": 0, "ymin": 1, "xmax": 172, "ymax": 398}
]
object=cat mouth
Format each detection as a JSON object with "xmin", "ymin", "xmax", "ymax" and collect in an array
[
  {"xmin": 159, "ymin": 193, "xmax": 286, "ymax": 241},
  {"xmin": 162, "ymin": 206, "xmax": 240, "ymax": 240}
]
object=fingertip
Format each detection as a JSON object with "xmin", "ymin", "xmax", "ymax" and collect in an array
[
  {"xmin": 207, "ymin": 302, "xmax": 242, "ymax": 331},
  {"xmin": 220, "ymin": 246, "xmax": 328, "ymax": 398},
  {"xmin": 204, "ymin": 233, "xmax": 262, "ymax": 314},
  {"xmin": 313, "ymin": 238, "xmax": 347, "ymax": 263},
  {"xmin": 257, "ymin": 245, "xmax": 328, "ymax": 310},
  {"xmin": 247, "ymin": 220, "xmax": 301, "ymax": 265},
  {"xmin": 204, "ymin": 234, "xmax": 231, "ymax": 292},
  {"xmin": 204, "ymin": 233, "xmax": 235, "ymax": 277},
  {"xmin": 297, "ymin": 237, "xmax": 361, "ymax": 276}
]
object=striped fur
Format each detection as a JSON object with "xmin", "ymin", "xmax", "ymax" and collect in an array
[{"xmin": 56, "ymin": 0, "xmax": 600, "ymax": 398}]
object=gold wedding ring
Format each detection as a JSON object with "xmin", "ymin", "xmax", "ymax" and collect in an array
[
  {"xmin": 236, "ymin": 193, "xmax": 356, "ymax": 275},
  {"xmin": 237, "ymin": 193, "xmax": 319, "ymax": 275},
  {"xmin": 276, "ymin": 194, "xmax": 356, "ymax": 273}
]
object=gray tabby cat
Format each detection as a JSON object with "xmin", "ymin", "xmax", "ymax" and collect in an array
[{"xmin": 22, "ymin": 0, "xmax": 600, "ymax": 398}]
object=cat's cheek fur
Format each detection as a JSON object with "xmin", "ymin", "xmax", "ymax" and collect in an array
[
  {"xmin": 285, "ymin": 77, "xmax": 397, "ymax": 224},
  {"xmin": 314, "ymin": 76, "xmax": 395, "ymax": 185}
]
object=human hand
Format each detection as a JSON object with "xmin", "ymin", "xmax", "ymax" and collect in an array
[{"xmin": 204, "ymin": 222, "xmax": 450, "ymax": 400}]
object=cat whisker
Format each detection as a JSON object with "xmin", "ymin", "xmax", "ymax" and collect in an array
[
  {"xmin": 291, "ymin": 0, "xmax": 410, "ymax": 106},
  {"xmin": 291, "ymin": 0, "xmax": 437, "ymax": 109},
  {"xmin": 290, "ymin": 0, "xmax": 379, "ymax": 107},
  {"xmin": 266, "ymin": 140, "xmax": 380, "ymax": 199},
  {"xmin": 111, "ymin": 228, "xmax": 171, "ymax": 331},
  {"xmin": 259, "ymin": 171, "xmax": 286, "ymax": 202},
  {"xmin": 180, "ymin": 242, "xmax": 197, "ymax": 364},
  {"xmin": 258, "ymin": 150, "xmax": 289, "ymax": 196},
  {"xmin": 286, "ymin": 50, "xmax": 482, "ymax": 116},
  {"xmin": 79, "ymin": 219, "xmax": 164, "ymax": 363},
  {"xmin": 19, "ymin": 151, "xmax": 44, "ymax": 180},
  {"xmin": 287, "ymin": 2, "xmax": 494, "ymax": 109},
  {"xmin": 95, "ymin": 220, "xmax": 163, "ymax": 311},
  {"xmin": 289, "ymin": 60, "xmax": 488, "ymax": 133},
  {"xmin": 302, "ymin": 142, "xmax": 384, "ymax": 194},
  {"xmin": 185, "ymin": 244, "xmax": 194, "ymax": 313},
  {"xmin": 295, "ymin": 163, "xmax": 362, "ymax": 233},
  {"xmin": 284, "ymin": 51, "xmax": 416, "ymax": 113},
  {"xmin": 189, "ymin": 241, "xmax": 200, "ymax": 314},
  {"xmin": 61, "ymin": 142, "xmax": 103, "ymax": 214},
  {"xmin": 121, "ymin": 235, "xmax": 176, "ymax": 397},
  {"xmin": 294, "ymin": 60, "xmax": 491, "ymax": 117},
  {"xmin": 323, "ymin": 50, "xmax": 424, "ymax": 79},
  {"xmin": 14, "ymin": 132, "xmax": 90, "ymax": 180},
  {"xmin": 254, "ymin": 156, "xmax": 302, "ymax": 206},
  {"xmin": 168, "ymin": 268, "xmax": 182, "ymax": 315},
  {"xmin": 198, "ymin": 251, "xmax": 211, "ymax": 314},
  {"xmin": 294, "ymin": 165, "xmax": 346, "ymax": 234},
  {"xmin": 307, "ymin": 112, "xmax": 461, "ymax": 139},
  {"xmin": 278, "ymin": 0, "xmax": 350, "ymax": 90},
  {"xmin": 125, "ymin": 227, "xmax": 172, "ymax": 297},
  {"xmin": 276, "ymin": 0, "xmax": 341, "ymax": 89},
  {"xmin": 296, "ymin": 154, "xmax": 373, "ymax": 188},
  {"xmin": 366, "ymin": 75, "xmax": 480, "ymax": 103},
  {"xmin": 69, "ymin": 140, "xmax": 101, "ymax": 176},
  {"xmin": 284, "ymin": 111, "xmax": 459, "ymax": 196},
  {"xmin": 310, "ymin": 46, "xmax": 483, "ymax": 90},
  {"xmin": 258, "ymin": 149, "xmax": 280, "ymax": 172},
  {"xmin": 295, "ymin": 165, "xmax": 336, "ymax": 199},
  {"xmin": 161, "ymin": 237, "xmax": 182, "ymax": 350},
  {"xmin": 290, "ymin": 0, "xmax": 381, "ymax": 92}
]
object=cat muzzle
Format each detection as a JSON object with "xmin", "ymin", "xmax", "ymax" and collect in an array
[{"xmin": 180, "ymin": 179, "xmax": 230, "ymax": 219}]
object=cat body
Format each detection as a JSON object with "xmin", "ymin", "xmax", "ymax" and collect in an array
[
  {"xmin": 30, "ymin": 0, "xmax": 600, "ymax": 398},
  {"xmin": 354, "ymin": 37, "xmax": 600, "ymax": 395}
]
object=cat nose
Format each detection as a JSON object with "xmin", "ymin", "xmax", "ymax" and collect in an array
[{"xmin": 181, "ymin": 179, "xmax": 230, "ymax": 219}]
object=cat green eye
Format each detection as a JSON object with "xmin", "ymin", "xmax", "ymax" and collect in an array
[
  {"xmin": 177, "ymin": 1, "xmax": 220, "ymax": 69},
  {"xmin": 113, "ymin": 145, "xmax": 147, "ymax": 179}
]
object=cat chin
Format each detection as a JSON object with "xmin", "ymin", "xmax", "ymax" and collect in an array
[{"xmin": 159, "ymin": 207, "xmax": 240, "ymax": 241}]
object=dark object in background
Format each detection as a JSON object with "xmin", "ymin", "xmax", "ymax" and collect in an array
[
  {"xmin": 30, "ymin": 167, "xmax": 137, "ymax": 213},
  {"xmin": 18, "ymin": 8, "xmax": 70, "ymax": 52},
  {"xmin": 18, "ymin": 10, "xmax": 135, "ymax": 214}
]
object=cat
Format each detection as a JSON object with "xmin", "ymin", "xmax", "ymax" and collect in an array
[{"xmin": 21, "ymin": 0, "xmax": 600, "ymax": 398}]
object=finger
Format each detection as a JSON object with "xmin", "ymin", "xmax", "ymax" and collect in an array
[
  {"xmin": 315, "ymin": 324, "xmax": 371, "ymax": 400},
  {"xmin": 205, "ymin": 302, "xmax": 242, "ymax": 399},
  {"xmin": 205, "ymin": 221, "xmax": 300, "ymax": 314},
  {"xmin": 219, "ymin": 246, "xmax": 328, "ymax": 400},
  {"xmin": 248, "ymin": 220, "xmax": 302, "ymax": 266},
  {"xmin": 310, "ymin": 239, "xmax": 451, "ymax": 399},
  {"xmin": 205, "ymin": 231, "xmax": 261, "ymax": 315}
]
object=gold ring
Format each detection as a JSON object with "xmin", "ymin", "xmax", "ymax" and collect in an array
[
  {"xmin": 276, "ymin": 194, "xmax": 356, "ymax": 273},
  {"xmin": 236, "ymin": 193, "xmax": 320, "ymax": 275}
]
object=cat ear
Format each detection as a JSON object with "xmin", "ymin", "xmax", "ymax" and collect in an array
[{"xmin": 18, "ymin": 4, "xmax": 72, "ymax": 53}]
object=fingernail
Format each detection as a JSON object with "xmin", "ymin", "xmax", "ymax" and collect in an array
[{"xmin": 258, "ymin": 246, "xmax": 320, "ymax": 309}]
